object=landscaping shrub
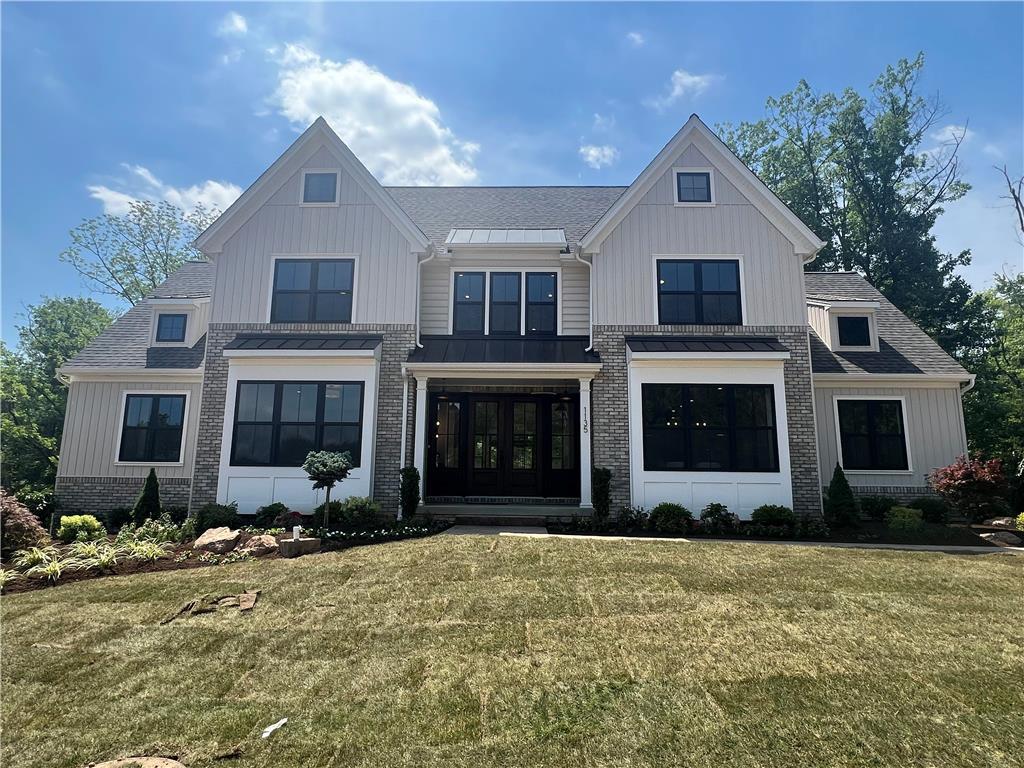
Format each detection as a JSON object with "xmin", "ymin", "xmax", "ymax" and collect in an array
[
  {"xmin": 56, "ymin": 514, "xmax": 105, "ymax": 543},
  {"xmin": 592, "ymin": 468, "xmax": 612, "ymax": 529},
  {"xmin": 400, "ymin": 466, "xmax": 421, "ymax": 519},
  {"xmin": 886, "ymin": 506, "xmax": 924, "ymax": 533},
  {"xmin": 118, "ymin": 513, "xmax": 187, "ymax": 544},
  {"xmin": 929, "ymin": 454, "xmax": 1009, "ymax": 523},
  {"xmin": 751, "ymin": 504, "xmax": 797, "ymax": 529},
  {"xmin": 795, "ymin": 516, "xmax": 830, "ymax": 539},
  {"xmin": 1017, "ymin": 512, "xmax": 1024, "ymax": 531},
  {"xmin": 132, "ymin": 468, "xmax": 161, "ymax": 524},
  {"xmin": 314, "ymin": 496, "xmax": 380, "ymax": 531},
  {"xmin": 699, "ymin": 503, "xmax": 740, "ymax": 535},
  {"xmin": 1, "ymin": 489, "xmax": 49, "ymax": 558},
  {"xmin": 195, "ymin": 502, "xmax": 240, "ymax": 534},
  {"xmin": 648, "ymin": 502, "xmax": 692, "ymax": 534},
  {"xmin": 859, "ymin": 495, "xmax": 899, "ymax": 522},
  {"xmin": 255, "ymin": 502, "xmax": 290, "ymax": 528},
  {"xmin": 825, "ymin": 464, "xmax": 860, "ymax": 528},
  {"xmin": 615, "ymin": 505, "xmax": 647, "ymax": 532},
  {"xmin": 162, "ymin": 506, "xmax": 188, "ymax": 524},
  {"xmin": 906, "ymin": 496, "xmax": 950, "ymax": 524},
  {"xmin": 103, "ymin": 507, "xmax": 133, "ymax": 532}
]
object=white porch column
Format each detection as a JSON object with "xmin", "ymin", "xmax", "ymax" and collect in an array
[
  {"xmin": 579, "ymin": 377, "xmax": 593, "ymax": 508},
  {"xmin": 413, "ymin": 377, "xmax": 428, "ymax": 504}
]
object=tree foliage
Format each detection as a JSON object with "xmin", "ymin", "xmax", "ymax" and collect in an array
[{"xmin": 302, "ymin": 451, "xmax": 353, "ymax": 530}]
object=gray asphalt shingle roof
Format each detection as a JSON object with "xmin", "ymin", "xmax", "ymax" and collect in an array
[{"xmin": 804, "ymin": 272, "xmax": 969, "ymax": 378}]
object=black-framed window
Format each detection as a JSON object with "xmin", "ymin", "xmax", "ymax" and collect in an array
[
  {"xmin": 489, "ymin": 273, "xmax": 521, "ymax": 335},
  {"xmin": 118, "ymin": 394, "xmax": 186, "ymax": 463},
  {"xmin": 641, "ymin": 383, "xmax": 778, "ymax": 472},
  {"xmin": 155, "ymin": 313, "xmax": 187, "ymax": 343},
  {"xmin": 525, "ymin": 272, "xmax": 557, "ymax": 335},
  {"xmin": 837, "ymin": 316, "xmax": 872, "ymax": 347},
  {"xmin": 657, "ymin": 259, "xmax": 741, "ymax": 325},
  {"xmin": 302, "ymin": 172, "xmax": 338, "ymax": 203},
  {"xmin": 676, "ymin": 171, "xmax": 712, "ymax": 203},
  {"xmin": 231, "ymin": 381, "xmax": 363, "ymax": 467},
  {"xmin": 837, "ymin": 399, "xmax": 908, "ymax": 471},
  {"xmin": 271, "ymin": 259, "xmax": 354, "ymax": 324},
  {"xmin": 453, "ymin": 272, "xmax": 485, "ymax": 334}
]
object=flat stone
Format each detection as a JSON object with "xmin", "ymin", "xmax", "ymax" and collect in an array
[
  {"xmin": 980, "ymin": 531, "xmax": 1022, "ymax": 546},
  {"xmin": 983, "ymin": 517, "xmax": 1016, "ymax": 528},
  {"xmin": 279, "ymin": 537, "xmax": 321, "ymax": 558},
  {"xmin": 239, "ymin": 534, "xmax": 278, "ymax": 556},
  {"xmin": 238, "ymin": 591, "xmax": 259, "ymax": 611},
  {"xmin": 91, "ymin": 759, "xmax": 185, "ymax": 768},
  {"xmin": 193, "ymin": 526, "xmax": 241, "ymax": 554}
]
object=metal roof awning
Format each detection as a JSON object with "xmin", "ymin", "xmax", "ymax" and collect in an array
[
  {"xmin": 223, "ymin": 333, "xmax": 382, "ymax": 357},
  {"xmin": 444, "ymin": 228, "xmax": 567, "ymax": 249},
  {"xmin": 410, "ymin": 336, "xmax": 599, "ymax": 365},
  {"xmin": 626, "ymin": 336, "xmax": 790, "ymax": 361}
]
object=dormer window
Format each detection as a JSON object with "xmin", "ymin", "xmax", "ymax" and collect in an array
[
  {"xmin": 301, "ymin": 171, "xmax": 339, "ymax": 204},
  {"xmin": 807, "ymin": 297, "xmax": 880, "ymax": 352},
  {"xmin": 837, "ymin": 316, "xmax": 871, "ymax": 348},
  {"xmin": 155, "ymin": 313, "xmax": 187, "ymax": 343},
  {"xmin": 674, "ymin": 168, "xmax": 714, "ymax": 205}
]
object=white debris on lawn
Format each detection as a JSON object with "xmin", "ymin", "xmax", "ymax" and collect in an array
[{"xmin": 261, "ymin": 717, "xmax": 288, "ymax": 738}]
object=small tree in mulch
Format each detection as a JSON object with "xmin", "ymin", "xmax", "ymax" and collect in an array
[
  {"xmin": 302, "ymin": 451, "xmax": 352, "ymax": 530},
  {"xmin": 825, "ymin": 463, "xmax": 860, "ymax": 528},
  {"xmin": 929, "ymin": 454, "xmax": 1011, "ymax": 523},
  {"xmin": 399, "ymin": 466, "xmax": 420, "ymax": 520},
  {"xmin": 132, "ymin": 468, "xmax": 161, "ymax": 524},
  {"xmin": 1, "ymin": 489, "xmax": 50, "ymax": 559}
]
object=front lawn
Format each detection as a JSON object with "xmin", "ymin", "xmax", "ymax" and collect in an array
[{"xmin": 3, "ymin": 536, "xmax": 1022, "ymax": 767}]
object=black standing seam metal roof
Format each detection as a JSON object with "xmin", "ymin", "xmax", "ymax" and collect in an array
[
  {"xmin": 224, "ymin": 333, "xmax": 383, "ymax": 351},
  {"xmin": 625, "ymin": 336, "xmax": 789, "ymax": 354},
  {"xmin": 408, "ymin": 336, "xmax": 600, "ymax": 365}
]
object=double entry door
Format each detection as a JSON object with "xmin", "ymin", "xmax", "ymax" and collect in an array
[{"xmin": 426, "ymin": 393, "xmax": 579, "ymax": 500}]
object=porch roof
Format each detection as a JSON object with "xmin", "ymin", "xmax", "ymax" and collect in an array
[
  {"xmin": 224, "ymin": 333, "xmax": 383, "ymax": 351},
  {"xmin": 625, "ymin": 336, "xmax": 789, "ymax": 354},
  {"xmin": 408, "ymin": 335, "xmax": 600, "ymax": 365}
]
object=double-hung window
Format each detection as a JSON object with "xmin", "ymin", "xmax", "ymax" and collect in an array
[
  {"xmin": 836, "ymin": 399, "xmax": 909, "ymax": 471},
  {"xmin": 657, "ymin": 259, "xmax": 741, "ymax": 325},
  {"xmin": 118, "ymin": 394, "xmax": 187, "ymax": 463},
  {"xmin": 525, "ymin": 272, "xmax": 557, "ymax": 335},
  {"xmin": 489, "ymin": 273, "xmax": 521, "ymax": 335},
  {"xmin": 155, "ymin": 313, "xmax": 187, "ymax": 343},
  {"xmin": 452, "ymin": 272, "xmax": 485, "ymax": 334},
  {"xmin": 271, "ymin": 259, "xmax": 354, "ymax": 323},
  {"xmin": 231, "ymin": 381, "xmax": 364, "ymax": 467}
]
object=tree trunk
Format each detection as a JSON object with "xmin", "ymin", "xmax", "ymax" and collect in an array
[{"xmin": 324, "ymin": 485, "xmax": 332, "ymax": 530}]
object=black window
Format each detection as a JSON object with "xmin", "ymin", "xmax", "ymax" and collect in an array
[
  {"xmin": 489, "ymin": 273, "xmax": 521, "ymax": 335},
  {"xmin": 231, "ymin": 382, "xmax": 363, "ymax": 467},
  {"xmin": 837, "ymin": 316, "xmax": 871, "ymax": 347},
  {"xmin": 155, "ymin": 314, "xmax": 187, "ymax": 343},
  {"xmin": 837, "ymin": 399, "xmax": 908, "ymax": 471},
  {"xmin": 452, "ymin": 272, "xmax": 485, "ymax": 334},
  {"xmin": 271, "ymin": 259, "xmax": 353, "ymax": 324},
  {"xmin": 676, "ymin": 171, "xmax": 712, "ymax": 203},
  {"xmin": 657, "ymin": 259, "xmax": 741, "ymax": 325},
  {"xmin": 118, "ymin": 394, "xmax": 186, "ymax": 462},
  {"xmin": 641, "ymin": 383, "xmax": 778, "ymax": 472},
  {"xmin": 525, "ymin": 272, "xmax": 557, "ymax": 335},
  {"xmin": 302, "ymin": 172, "xmax": 338, "ymax": 203}
]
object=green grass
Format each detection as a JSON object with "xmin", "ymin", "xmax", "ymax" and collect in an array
[{"xmin": 3, "ymin": 535, "xmax": 1022, "ymax": 767}]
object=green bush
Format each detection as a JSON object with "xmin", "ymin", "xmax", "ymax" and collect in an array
[
  {"xmin": 255, "ymin": 502, "xmax": 290, "ymax": 528},
  {"xmin": 56, "ymin": 514, "xmax": 105, "ymax": 543},
  {"xmin": 1, "ymin": 489, "xmax": 49, "ymax": 558},
  {"xmin": 795, "ymin": 516, "xmax": 830, "ymax": 539},
  {"xmin": 592, "ymin": 468, "xmax": 612, "ymax": 528},
  {"xmin": 648, "ymin": 502, "xmax": 692, "ymax": 535},
  {"xmin": 751, "ymin": 504, "xmax": 797, "ymax": 529},
  {"xmin": 400, "ymin": 466, "xmax": 421, "ymax": 520},
  {"xmin": 195, "ymin": 502, "xmax": 240, "ymax": 534},
  {"xmin": 825, "ymin": 464, "xmax": 860, "ymax": 528},
  {"xmin": 103, "ymin": 507, "xmax": 133, "ymax": 532},
  {"xmin": 117, "ymin": 513, "xmax": 186, "ymax": 545},
  {"xmin": 132, "ymin": 468, "xmax": 161, "ymax": 524},
  {"xmin": 162, "ymin": 506, "xmax": 188, "ymax": 524},
  {"xmin": 314, "ymin": 496, "xmax": 380, "ymax": 531},
  {"xmin": 859, "ymin": 495, "xmax": 899, "ymax": 522},
  {"xmin": 906, "ymin": 496, "xmax": 949, "ymax": 524},
  {"xmin": 886, "ymin": 506, "xmax": 924, "ymax": 533},
  {"xmin": 699, "ymin": 503, "xmax": 740, "ymax": 535},
  {"xmin": 1016, "ymin": 512, "xmax": 1024, "ymax": 531},
  {"xmin": 615, "ymin": 505, "xmax": 647, "ymax": 532}
]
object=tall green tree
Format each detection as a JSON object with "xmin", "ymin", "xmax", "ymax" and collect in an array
[{"xmin": 1, "ymin": 298, "xmax": 114, "ymax": 507}]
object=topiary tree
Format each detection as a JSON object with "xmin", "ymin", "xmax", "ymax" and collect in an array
[
  {"xmin": 132, "ymin": 468, "xmax": 161, "ymax": 524},
  {"xmin": 302, "ymin": 451, "xmax": 352, "ymax": 531},
  {"xmin": 400, "ymin": 466, "xmax": 420, "ymax": 520},
  {"xmin": 825, "ymin": 463, "xmax": 860, "ymax": 528}
]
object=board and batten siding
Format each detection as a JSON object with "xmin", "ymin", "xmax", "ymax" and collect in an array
[
  {"xmin": 592, "ymin": 142, "xmax": 807, "ymax": 326},
  {"xmin": 57, "ymin": 379, "xmax": 202, "ymax": 479},
  {"xmin": 212, "ymin": 146, "xmax": 419, "ymax": 325},
  {"xmin": 813, "ymin": 383, "xmax": 968, "ymax": 488}
]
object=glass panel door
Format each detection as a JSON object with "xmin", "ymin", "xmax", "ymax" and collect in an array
[{"xmin": 468, "ymin": 400, "xmax": 501, "ymax": 495}]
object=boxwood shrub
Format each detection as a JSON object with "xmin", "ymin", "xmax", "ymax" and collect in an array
[{"xmin": 648, "ymin": 502, "xmax": 692, "ymax": 534}]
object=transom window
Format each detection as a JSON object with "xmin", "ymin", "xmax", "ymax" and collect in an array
[
  {"xmin": 118, "ymin": 394, "xmax": 186, "ymax": 463},
  {"xmin": 836, "ymin": 399, "xmax": 908, "ymax": 471},
  {"xmin": 837, "ymin": 315, "xmax": 872, "ymax": 348},
  {"xmin": 231, "ymin": 381, "xmax": 363, "ymax": 467},
  {"xmin": 657, "ymin": 259, "xmax": 741, "ymax": 325},
  {"xmin": 676, "ymin": 171, "xmax": 712, "ymax": 203},
  {"xmin": 271, "ymin": 259, "xmax": 354, "ymax": 324},
  {"xmin": 453, "ymin": 272, "xmax": 485, "ymax": 334},
  {"xmin": 155, "ymin": 313, "xmax": 187, "ymax": 343},
  {"xmin": 641, "ymin": 383, "xmax": 778, "ymax": 472},
  {"xmin": 525, "ymin": 272, "xmax": 557, "ymax": 335},
  {"xmin": 301, "ymin": 172, "xmax": 338, "ymax": 204},
  {"xmin": 489, "ymin": 273, "xmax": 521, "ymax": 335}
]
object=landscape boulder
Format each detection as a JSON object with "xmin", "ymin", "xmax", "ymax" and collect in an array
[
  {"xmin": 193, "ymin": 527, "xmax": 241, "ymax": 554},
  {"xmin": 239, "ymin": 534, "xmax": 279, "ymax": 556},
  {"xmin": 982, "ymin": 517, "xmax": 1015, "ymax": 528},
  {"xmin": 980, "ymin": 531, "xmax": 1022, "ymax": 546}
]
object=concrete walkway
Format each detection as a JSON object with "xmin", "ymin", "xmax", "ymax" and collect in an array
[{"xmin": 443, "ymin": 524, "xmax": 549, "ymax": 536}]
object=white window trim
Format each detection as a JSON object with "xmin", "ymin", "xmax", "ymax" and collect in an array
[
  {"xmin": 447, "ymin": 267, "xmax": 563, "ymax": 336},
  {"xmin": 151, "ymin": 311, "xmax": 191, "ymax": 347},
  {"xmin": 672, "ymin": 166, "xmax": 716, "ymax": 207},
  {"xmin": 299, "ymin": 169, "xmax": 341, "ymax": 207},
  {"xmin": 831, "ymin": 310, "xmax": 879, "ymax": 353},
  {"xmin": 651, "ymin": 254, "xmax": 747, "ymax": 326},
  {"xmin": 113, "ymin": 389, "xmax": 191, "ymax": 466},
  {"xmin": 266, "ymin": 254, "xmax": 359, "ymax": 324},
  {"xmin": 832, "ymin": 394, "xmax": 914, "ymax": 475}
]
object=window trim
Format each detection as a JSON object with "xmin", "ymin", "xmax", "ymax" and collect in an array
[
  {"xmin": 524, "ymin": 271, "xmax": 558, "ymax": 337},
  {"xmin": 267, "ymin": 254, "xmax": 358, "ymax": 324},
  {"xmin": 672, "ymin": 166, "xmax": 716, "ymax": 207},
  {"xmin": 832, "ymin": 395, "xmax": 913, "ymax": 474},
  {"xmin": 653, "ymin": 255, "xmax": 745, "ymax": 326},
  {"xmin": 451, "ymin": 271, "xmax": 487, "ymax": 335},
  {"xmin": 155, "ymin": 313, "xmax": 188, "ymax": 344},
  {"xmin": 114, "ymin": 390, "xmax": 190, "ymax": 466},
  {"xmin": 447, "ymin": 267, "xmax": 563, "ymax": 335},
  {"xmin": 832, "ymin": 311, "xmax": 879, "ymax": 352},
  {"xmin": 299, "ymin": 169, "xmax": 341, "ymax": 207},
  {"xmin": 488, "ymin": 272, "xmax": 522, "ymax": 336}
]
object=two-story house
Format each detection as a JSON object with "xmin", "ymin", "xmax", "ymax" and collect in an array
[{"xmin": 55, "ymin": 115, "xmax": 974, "ymax": 520}]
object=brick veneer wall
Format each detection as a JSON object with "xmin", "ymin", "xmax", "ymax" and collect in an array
[
  {"xmin": 55, "ymin": 476, "xmax": 191, "ymax": 514},
  {"xmin": 846, "ymin": 485, "xmax": 938, "ymax": 504},
  {"xmin": 590, "ymin": 324, "xmax": 823, "ymax": 517},
  {"xmin": 190, "ymin": 323, "xmax": 416, "ymax": 515}
]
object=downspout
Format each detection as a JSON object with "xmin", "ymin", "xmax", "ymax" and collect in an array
[
  {"xmin": 574, "ymin": 247, "xmax": 594, "ymax": 352},
  {"xmin": 960, "ymin": 374, "xmax": 977, "ymax": 395},
  {"xmin": 414, "ymin": 245, "xmax": 437, "ymax": 349}
]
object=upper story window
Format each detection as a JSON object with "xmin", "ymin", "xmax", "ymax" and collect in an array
[
  {"xmin": 489, "ymin": 273, "xmax": 521, "ymax": 335},
  {"xmin": 452, "ymin": 272, "xmax": 485, "ymax": 334},
  {"xmin": 155, "ymin": 313, "xmax": 187, "ymax": 343},
  {"xmin": 675, "ymin": 170, "xmax": 713, "ymax": 204},
  {"xmin": 657, "ymin": 259, "xmax": 741, "ymax": 325},
  {"xmin": 526, "ymin": 273, "xmax": 557, "ymax": 335},
  {"xmin": 271, "ymin": 259, "xmax": 354, "ymax": 324},
  {"xmin": 836, "ymin": 398, "xmax": 909, "ymax": 471},
  {"xmin": 836, "ymin": 315, "xmax": 872, "ymax": 348},
  {"xmin": 301, "ymin": 171, "xmax": 339, "ymax": 204},
  {"xmin": 118, "ymin": 393, "xmax": 187, "ymax": 463}
]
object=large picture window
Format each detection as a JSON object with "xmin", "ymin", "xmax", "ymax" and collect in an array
[
  {"xmin": 231, "ymin": 381, "xmax": 363, "ymax": 467},
  {"xmin": 525, "ymin": 272, "xmax": 557, "ymax": 335},
  {"xmin": 657, "ymin": 259, "xmax": 741, "ymax": 325},
  {"xmin": 641, "ymin": 383, "xmax": 778, "ymax": 472},
  {"xmin": 836, "ymin": 399, "xmax": 908, "ymax": 471},
  {"xmin": 271, "ymin": 259, "xmax": 354, "ymax": 324},
  {"xmin": 118, "ymin": 394, "xmax": 186, "ymax": 463},
  {"xmin": 452, "ymin": 272, "xmax": 485, "ymax": 334}
]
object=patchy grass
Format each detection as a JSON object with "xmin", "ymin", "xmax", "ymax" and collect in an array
[{"xmin": 2, "ymin": 536, "xmax": 1022, "ymax": 767}]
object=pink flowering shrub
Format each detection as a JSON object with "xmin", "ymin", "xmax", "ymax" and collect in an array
[{"xmin": 929, "ymin": 455, "xmax": 1010, "ymax": 522}]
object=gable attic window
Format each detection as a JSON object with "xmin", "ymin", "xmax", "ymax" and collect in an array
[
  {"xmin": 674, "ymin": 170, "xmax": 713, "ymax": 204},
  {"xmin": 301, "ymin": 171, "xmax": 339, "ymax": 204},
  {"xmin": 155, "ymin": 313, "xmax": 187, "ymax": 343}
]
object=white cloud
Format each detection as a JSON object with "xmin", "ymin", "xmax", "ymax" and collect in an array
[
  {"xmin": 646, "ymin": 69, "xmax": 721, "ymax": 111},
  {"xmin": 982, "ymin": 142, "xmax": 1005, "ymax": 160},
  {"xmin": 626, "ymin": 31, "xmax": 645, "ymax": 47},
  {"xmin": 931, "ymin": 124, "xmax": 975, "ymax": 144},
  {"xmin": 88, "ymin": 164, "xmax": 241, "ymax": 215},
  {"xmin": 217, "ymin": 12, "xmax": 248, "ymax": 37},
  {"xmin": 579, "ymin": 144, "xmax": 620, "ymax": 170},
  {"xmin": 592, "ymin": 113, "xmax": 615, "ymax": 132},
  {"xmin": 269, "ymin": 44, "xmax": 479, "ymax": 185}
]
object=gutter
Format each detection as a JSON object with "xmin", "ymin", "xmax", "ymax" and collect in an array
[
  {"xmin": 960, "ymin": 373, "xmax": 977, "ymax": 395},
  {"xmin": 575, "ymin": 247, "xmax": 594, "ymax": 352},
  {"xmin": 414, "ymin": 246, "xmax": 436, "ymax": 349}
]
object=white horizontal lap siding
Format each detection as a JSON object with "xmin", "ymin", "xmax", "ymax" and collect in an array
[
  {"xmin": 814, "ymin": 384, "xmax": 968, "ymax": 488},
  {"xmin": 57, "ymin": 380, "xmax": 202, "ymax": 479}
]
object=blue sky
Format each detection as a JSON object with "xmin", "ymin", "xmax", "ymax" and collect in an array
[{"xmin": 3, "ymin": 2, "xmax": 1022, "ymax": 344}]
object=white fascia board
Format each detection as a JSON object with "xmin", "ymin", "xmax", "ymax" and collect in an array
[
  {"xmin": 402, "ymin": 362, "xmax": 602, "ymax": 380},
  {"xmin": 223, "ymin": 348, "xmax": 378, "ymax": 359},
  {"xmin": 812, "ymin": 373, "xmax": 973, "ymax": 386},
  {"xmin": 628, "ymin": 351, "xmax": 791, "ymax": 362},
  {"xmin": 59, "ymin": 367, "xmax": 204, "ymax": 382},
  {"xmin": 806, "ymin": 299, "xmax": 880, "ymax": 310}
]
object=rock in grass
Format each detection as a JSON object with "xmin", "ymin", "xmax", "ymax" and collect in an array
[
  {"xmin": 239, "ymin": 534, "xmax": 278, "ymax": 556},
  {"xmin": 980, "ymin": 531, "xmax": 1022, "ymax": 546},
  {"xmin": 193, "ymin": 527, "xmax": 240, "ymax": 554},
  {"xmin": 92, "ymin": 758, "xmax": 186, "ymax": 768},
  {"xmin": 983, "ymin": 517, "xmax": 1015, "ymax": 528}
]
